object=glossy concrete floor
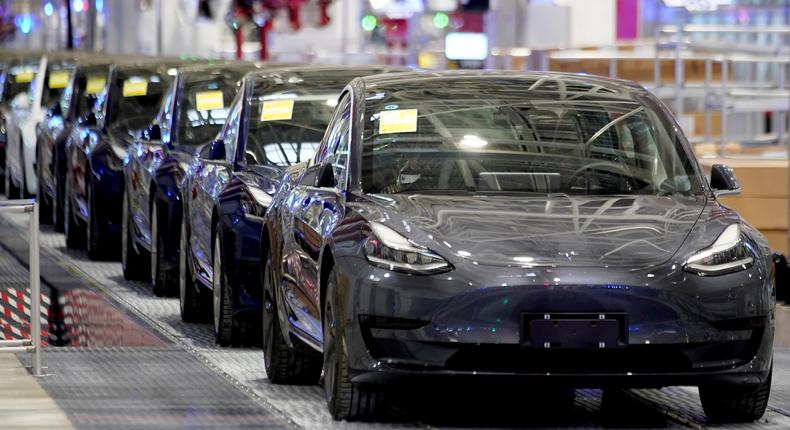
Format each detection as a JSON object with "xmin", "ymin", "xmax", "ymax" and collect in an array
[{"xmin": 2, "ymin": 208, "xmax": 790, "ymax": 429}]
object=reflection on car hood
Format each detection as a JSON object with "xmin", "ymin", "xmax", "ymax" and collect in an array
[{"xmin": 357, "ymin": 193, "xmax": 707, "ymax": 269}]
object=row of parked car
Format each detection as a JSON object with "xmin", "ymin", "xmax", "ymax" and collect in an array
[{"xmin": 0, "ymin": 49, "xmax": 779, "ymax": 422}]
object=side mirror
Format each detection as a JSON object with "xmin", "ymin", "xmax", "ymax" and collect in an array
[
  {"xmin": 208, "ymin": 140, "xmax": 226, "ymax": 161},
  {"xmin": 315, "ymin": 162, "xmax": 336, "ymax": 188},
  {"xmin": 710, "ymin": 164, "xmax": 741, "ymax": 197}
]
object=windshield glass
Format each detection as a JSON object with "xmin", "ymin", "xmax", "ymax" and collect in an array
[
  {"xmin": 244, "ymin": 92, "xmax": 335, "ymax": 167},
  {"xmin": 42, "ymin": 65, "xmax": 74, "ymax": 108},
  {"xmin": 176, "ymin": 72, "xmax": 243, "ymax": 146},
  {"xmin": 72, "ymin": 66, "xmax": 110, "ymax": 122},
  {"xmin": 4, "ymin": 63, "xmax": 37, "ymax": 108},
  {"xmin": 361, "ymin": 77, "xmax": 703, "ymax": 196},
  {"xmin": 244, "ymin": 68, "xmax": 398, "ymax": 167},
  {"xmin": 107, "ymin": 68, "xmax": 172, "ymax": 130}
]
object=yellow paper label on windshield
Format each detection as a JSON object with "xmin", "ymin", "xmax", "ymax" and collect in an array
[
  {"xmin": 86, "ymin": 76, "xmax": 106, "ymax": 94},
  {"xmin": 378, "ymin": 109, "xmax": 418, "ymax": 134},
  {"xmin": 14, "ymin": 70, "xmax": 34, "ymax": 83},
  {"xmin": 261, "ymin": 99, "xmax": 294, "ymax": 121},
  {"xmin": 123, "ymin": 79, "xmax": 148, "ymax": 97},
  {"xmin": 195, "ymin": 90, "xmax": 224, "ymax": 111},
  {"xmin": 48, "ymin": 71, "xmax": 70, "ymax": 89}
]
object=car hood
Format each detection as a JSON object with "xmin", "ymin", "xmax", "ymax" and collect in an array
[{"xmin": 354, "ymin": 193, "xmax": 707, "ymax": 269}]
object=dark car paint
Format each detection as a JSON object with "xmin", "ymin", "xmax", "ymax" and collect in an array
[
  {"xmin": 181, "ymin": 65, "xmax": 410, "ymax": 326},
  {"xmin": 124, "ymin": 64, "xmax": 261, "ymax": 286},
  {"xmin": 64, "ymin": 62, "xmax": 178, "ymax": 253},
  {"xmin": 37, "ymin": 61, "xmax": 116, "ymax": 224},
  {"xmin": 262, "ymin": 71, "xmax": 775, "ymax": 387}
]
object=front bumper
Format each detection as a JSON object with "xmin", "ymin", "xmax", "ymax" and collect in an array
[{"xmin": 338, "ymin": 257, "xmax": 775, "ymax": 388}]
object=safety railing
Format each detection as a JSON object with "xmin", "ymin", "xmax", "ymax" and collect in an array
[{"xmin": 0, "ymin": 199, "xmax": 42, "ymax": 376}]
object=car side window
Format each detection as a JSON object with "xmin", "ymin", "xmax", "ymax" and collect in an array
[
  {"xmin": 222, "ymin": 91, "xmax": 243, "ymax": 163},
  {"xmin": 319, "ymin": 95, "xmax": 351, "ymax": 185},
  {"xmin": 328, "ymin": 102, "xmax": 351, "ymax": 188}
]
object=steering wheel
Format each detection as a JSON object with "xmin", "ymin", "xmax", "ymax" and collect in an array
[{"xmin": 566, "ymin": 161, "xmax": 638, "ymax": 191}]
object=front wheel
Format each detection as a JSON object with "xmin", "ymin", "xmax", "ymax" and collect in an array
[
  {"xmin": 64, "ymin": 178, "xmax": 85, "ymax": 250},
  {"xmin": 36, "ymin": 152, "xmax": 53, "ymax": 224},
  {"xmin": 151, "ymin": 199, "xmax": 177, "ymax": 296},
  {"xmin": 323, "ymin": 267, "xmax": 386, "ymax": 420},
  {"xmin": 179, "ymin": 219, "xmax": 205, "ymax": 322},
  {"xmin": 121, "ymin": 190, "xmax": 150, "ymax": 281},
  {"xmin": 4, "ymin": 159, "xmax": 20, "ymax": 198},
  {"xmin": 87, "ymin": 182, "xmax": 113, "ymax": 260},
  {"xmin": 52, "ymin": 156, "xmax": 65, "ymax": 232},
  {"xmin": 262, "ymin": 246, "xmax": 320, "ymax": 384},
  {"xmin": 699, "ymin": 367, "xmax": 772, "ymax": 423},
  {"xmin": 212, "ymin": 232, "xmax": 237, "ymax": 346}
]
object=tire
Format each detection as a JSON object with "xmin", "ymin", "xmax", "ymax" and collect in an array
[
  {"xmin": 4, "ymin": 158, "xmax": 20, "ymax": 198},
  {"xmin": 179, "ymin": 219, "xmax": 205, "ymax": 322},
  {"xmin": 86, "ymin": 182, "xmax": 112, "ymax": 260},
  {"xmin": 121, "ymin": 190, "xmax": 150, "ymax": 281},
  {"xmin": 151, "ymin": 198, "xmax": 177, "ymax": 297},
  {"xmin": 36, "ymin": 152, "xmax": 53, "ymax": 224},
  {"xmin": 64, "ymin": 178, "xmax": 85, "ymax": 250},
  {"xmin": 700, "ymin": 367, "xmax": 772, "ymax": 423},
  {"xmin": 323, "ymin": 266, "xmax": 385, "ymax": 420},
  {"xmin": 212, "ymin": 231, "xmax": 236, "ymax": 346},
  {"xmin": 53, "ymin": 155, "xmax": 64, "ymax": 232},
  {"xmin": 262, "ymin": 245, "xmax": 321, "ymax": 384}
]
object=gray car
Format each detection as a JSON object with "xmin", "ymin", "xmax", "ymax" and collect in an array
[{"xmin": 261, "ymin": 71, "xmax": 775, "ymax": 422}]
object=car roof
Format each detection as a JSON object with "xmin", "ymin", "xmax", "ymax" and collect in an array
[
  {"xmin": 245, "ymin": 64, "xmax": 412, "ymax": 86},
  {"xmin": 356, "ymin": 70, "xmax": 648, "ymax": 97}
]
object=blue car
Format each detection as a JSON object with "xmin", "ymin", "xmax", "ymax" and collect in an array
[
  {"xmin": 37, "ymin": 59, "xmax": 115, "ymax": 231},
  {"xmin": 122, "ymin": 63, "xmax": 261, "ymax": 294},
  {"xmin": 180, "ymin": 65, "xmax": 406, "ymax": 344},
  {"xmin": 63, "ymin": 62, "xmax": 176, "ymax": 259}
]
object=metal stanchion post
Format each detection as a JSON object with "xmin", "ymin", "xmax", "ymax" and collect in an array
[
  {"xmin": 0, "ymin": 200, "xmax": 43, "ymax": 375},
  {"xmin": 29, "ymin": 202, "xmax": 41, "ymax": 376}
]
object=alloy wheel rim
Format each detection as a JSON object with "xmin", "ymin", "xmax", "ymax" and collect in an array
[
  {"xmin": 64, "ymin": 182, "xmax": 71, "ymax": 237},
  {"xmin": 212, "ymin": 236, "xmax": 222, "ymax": 333},
  {"xmin": 323, "ymin": 299, "xmax": 337, "ymax": 404},
  {"xmin": 150, "ymin": 202, "xmax": 158, "ymax": 285},
  {"xmin": 262, "ymin": 260, "xmax": 275, "ymax": 370},
  {"xmin": 86, "ymin": 187, "xmax": 91, "ymax": 248},
  {"xmin": 121, "ymin": 193, "xmax": 128, "ymax": 269},
  {"xmin": 179, "ymin": 222, "xmax": 187, "ymax": 315}
]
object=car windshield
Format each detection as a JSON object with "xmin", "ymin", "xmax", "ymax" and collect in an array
[
  {"xmin": 4, "ymin": 63, "xmax": 37, "ymax": 108},
  {"xmin": 361, "ymin": 77, "xmax": 703, "ymax": 196},
  {"xmin": 107, "ymin": 68, "xmax": 171, "ymax": 131},
  {"xmin": 244, "ymin": 89, "xmax": 336, "ymax": 167},
  {"xmin": 72, "ymin": 66, "xmax": 109, "ymax": 122},
  {"xmin": 42, "ymin": 65, "xmax": 74, "ymax": 108},
  {"xmin": 176, "ymin": 73, "xmax": 242, "ymax": 146}
]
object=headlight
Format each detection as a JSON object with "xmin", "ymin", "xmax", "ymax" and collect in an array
[
  {"xmin": 363, "ymin": 222, "xmax": 451, "ymax": 275},
  {"xmin": 683, "ymin": 224, "xmax": 754, "ymax": 276}
]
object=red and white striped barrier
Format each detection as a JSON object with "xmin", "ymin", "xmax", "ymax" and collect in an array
[{"xmin": 0, "ymin": 287, "xmax": 49, "ymax": 345}]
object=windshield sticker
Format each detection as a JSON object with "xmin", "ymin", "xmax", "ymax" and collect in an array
[
  {"xmin": 123, "ymin": 79, "xmax": 148, "ymax": 97},
  {"xmin": 14, "ymin": 70, "xmax": 34, "ymax": 83},
  {"xmin": 261, "ymin": 99, "xmax": 294, "ymax": 121},
  {"xmin": 48, "ymin": 71, "xmax": 70, "ymax": 89},
  {"xmin": 86, "ymin": 76, "xmax": 106, "ymax": 94},
  {"xmin": 195, "ymin": 90, "xmax": 224, "ymax": 111},
  {"xmin": 379, "ymin": 109, "xmax": 418, "ymax": 134}
]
